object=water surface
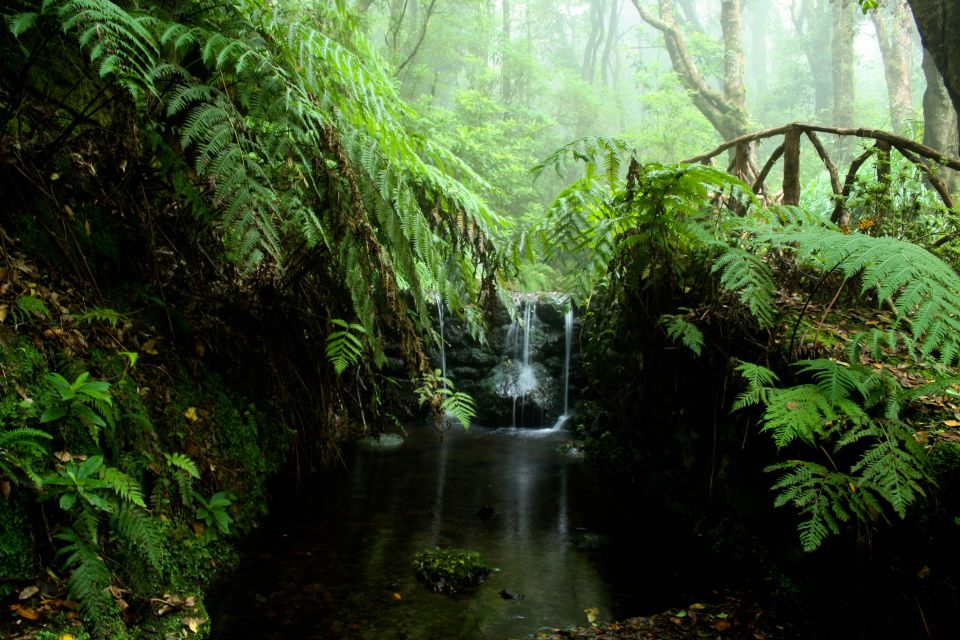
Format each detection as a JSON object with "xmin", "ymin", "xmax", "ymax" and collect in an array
[{"xmin": 210, "ymin": 425, "xmax": 702, "ymax": 639}]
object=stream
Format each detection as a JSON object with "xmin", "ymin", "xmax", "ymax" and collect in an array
[{"xmin": 208, "ymin": 424, "xmax": 710, "ymax": 639}]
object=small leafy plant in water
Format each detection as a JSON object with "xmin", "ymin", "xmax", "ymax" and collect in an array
[{"xmin": 412, "ymin": 547, "xmax": 490, "ymax": 594}]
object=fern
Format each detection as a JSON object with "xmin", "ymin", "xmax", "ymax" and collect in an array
[
  {"xmin": 739, "ymin": 356, "xmax": 933, "ymax": 550},
  {"xmin": 659, "ymin": 312, "xmax": 705, "ymax": 356},
  {"xmin": 111, "ymin": 504, "xmax": 163, "ymax": 572},
  {"xmin": 55, "ymin": 528, "xmax": 115, "ymax": 622},
  {"xmin": 163, "ymin": 451, "xmax": 200, "ymax": 479},
  {"xmin": 742, "ymin": 220, "xmax": 960, "ymax": 365},
  {"xmin": 325, "ymin": 319, "xmax": 366, "ymax": 376},
  {"xmin": 0, "ymin": 427, "xmax": 53, "ymax": 485},
  {"xmin": 711, "ymin": 248, "xmax": 777, "ymax": 328}
]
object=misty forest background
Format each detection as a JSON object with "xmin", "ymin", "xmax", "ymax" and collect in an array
[{"xmin": 3, "ymin": 0, "xmax": 960, "ymax": 639}]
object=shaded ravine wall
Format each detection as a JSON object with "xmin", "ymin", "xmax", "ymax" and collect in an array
[{"xmin": 429, "ymin": 293, "xmax": 583, "ymax": 428}]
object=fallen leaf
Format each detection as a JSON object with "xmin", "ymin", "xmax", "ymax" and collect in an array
[
  {"xmin": 60, "ymin": 635, "xmax": 76, "ymax": 640},
  {"xmin": 141, "ymin": 338, "xmax": 158, "ymax": 355},
  {"xmin": 392, "ymin": 592, "xmax": 402, "ymax": 601},
  {"xmin": 10, "ymin": 603, "xmax": 40, "ymax": 620},
  {"xmin": 714, "ymin": 620, "xmax": 732, "ymax": 632},
  {"xmin": 584, "ymin": 607, "xmax": 599, "ymax": 624},
  {"xmin": 1, "ymin": 480, "xmax": 10, "ymax": 501},
  {"xmin": 183, "ymin": 616, "xmax": 205, "ymax": 633},
  {"xmin": 184, "ymin": 407, "xmax": 199, "ymax": 422},
  {"xmin": 19, "ymin": 585, "xmax": 39, "ymax": 600},
  {"xmin": 943, "ymin": 420, "xmax": 960, "ymax": 427}
]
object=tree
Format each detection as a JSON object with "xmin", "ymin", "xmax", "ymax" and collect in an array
[
  {"xmin": 831, "ymin": 0, "xmax": 856, "ymax": 158},
  {"xmin": 790, "ymin": 0, "xmax": 833, "ymax": 119},
  {"xmin": 631, "ymin": 0, "xmax": 755, "ymax": 178},
  {"xmin": 871, "ymin": 0, "xmax": 914, "ymax": 135},
  {"xmin": 906, "ymin": 0, "xmax": 960, "ymax": 148},
  {"xmin": 921, "ymin": 47, "xmax": 959, "ymax": 188}
]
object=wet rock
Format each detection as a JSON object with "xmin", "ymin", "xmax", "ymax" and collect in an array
[{"xmin": 499, "ymin": 589, "xmax": 525, "ymax": 600}]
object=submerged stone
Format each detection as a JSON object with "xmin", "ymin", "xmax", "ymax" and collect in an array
[{"xmin": 357, "ymin": 433, "xmax": 404, "ymax": 448}]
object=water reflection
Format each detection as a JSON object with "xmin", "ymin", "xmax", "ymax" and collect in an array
[{"xmin": 209, "ymin": 425, "xmax": 674, "ymax": 639}]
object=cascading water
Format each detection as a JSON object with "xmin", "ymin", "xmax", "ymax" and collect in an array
[
  {"xmin": 561, "ymin": 307, "xmax": 574, "ymax": 421},
  {"xmin": 510, "ymin": 296, "xmax": 540, "ymax": 428},
  {"xmin": 434, "ymin": 293, "xmax": 447, "ymax": 386}
]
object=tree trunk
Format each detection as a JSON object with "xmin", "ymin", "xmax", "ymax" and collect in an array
[
  {"xmin": 501, "ymin": 0, "xmax": 511, "ymax": 103},
  {"xmin": 582, "ymin": 0, "xmax": 606, "ymax": 83},
  {"xmin": 791, "ymin": 0, "xmax": 833, "ymax": 119},
  {"xmin": 872, "ymin": 0, "xmax": 914, "ymax": 135},
  {"xmin": 746, "ymin": 0, "xmax": 768, "ymax": 96},
  {"xmin": 600, "ymin": 0, "xmax": 622, "ymax": 86},
  {"xmin": 922, "ymin": 47, "xmax": 959, "ymax": 189},
  {"xmin": 907, "ymin": 0, "xmax": 960, "ymax": 149},
  {"xmin": 721, "ymin": 0, "xmax": 747, "ymax": 111},
  {"xmin": 831, "ymin": 0, "xmax": 856, "ymax": 159},
  {"xmin": 632, "ymin": 0, "xmax": 753, "ymax": 178}
]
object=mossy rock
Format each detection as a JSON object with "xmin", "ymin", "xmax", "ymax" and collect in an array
[
  {"xmin": 412, "ymin": 547, "xmax": 490, "ymax": 594},
  {"xmin": 357, "ymin": 433, "xmax": 404, "ymax": 448}
]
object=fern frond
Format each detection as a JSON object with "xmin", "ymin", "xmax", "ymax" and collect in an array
[
  {"xmin": 163, "ymin": 452, "xmax": 200, "ymax": 479},
  {"xmin": 660, "ymin": 313, "xmax": 704, "ymax": 356},
  {"xmin": 100, "ymin": 466, "xmax": 146, "ymax": 508}
]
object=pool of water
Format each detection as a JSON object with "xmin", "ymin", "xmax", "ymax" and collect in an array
[{"xmin": 208, "ymin": 424, "xmax": 705, "ymax": 639}]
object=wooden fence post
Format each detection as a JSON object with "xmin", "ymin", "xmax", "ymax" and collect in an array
[{"xmin": 782, "ymin": 126, "xmax": 802, "ymax": 205}]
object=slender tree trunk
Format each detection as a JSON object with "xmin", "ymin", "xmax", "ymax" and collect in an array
[
  {"xmin": 582, "ymin": 0, "xmax": 606, "ymax": 83},
  {"xmin": 922, "ymin": 46, "xmax": 959, "ymax": 189},
  {"xmin": 831, "ymin": 0, "xmax": 856, "ymax": 158},
  {"xmin": 872, "ymin": 0, "xmax": 914, "ymax": 135},
  {"xmin": 907, "ymin": 0, "xmax": 960, "ymax": 150},
  {"xmin": 746, "ymin": 0, "xmax": 768, "ymax": 96},
  {"xmin": 600, "ymin": 0, "xmax": 622, "ymax": 86},
  {"xmin": 721, "ymin": 0, "xmax": 747, "ymax": 111},
  {"xmin": 792, "ymin": 0, "xmax": 833, "ymax": 119},
  {"xmin": 632, "ymin": 0, "xmax": 754, "ymax": 178},
  {"xmin": 501, "ymin": 0, "xmax": 511, "ymax": 103}
]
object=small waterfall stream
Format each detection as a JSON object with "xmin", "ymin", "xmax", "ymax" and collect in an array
[{"xmin": 434, "ymin": 293, "xmax": 447, "ymax": 385}]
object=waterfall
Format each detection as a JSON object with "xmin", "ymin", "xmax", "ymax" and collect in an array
[
  {"xmin": 510, "ymin": 296, "xmax": 539, "ymax": 428},
  {"xmin": 562, "ymin": 307, "xmax": 573, "ymax": 418},
  {"xmin": 434, "ymin": 293, "xmax": 447, "ymax": 386}
]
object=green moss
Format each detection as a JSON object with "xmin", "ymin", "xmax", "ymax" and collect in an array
[
  {"xmin": 412, "ymin": 547, "xmax": 490, "ymax": 594},
  {"xmin": 0, "ymin": 495, "xmax": 36, "ymax": 596}
]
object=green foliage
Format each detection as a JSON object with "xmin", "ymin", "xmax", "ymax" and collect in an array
[
  {"xmin": 530, "ymin": 138, "xmax": 755, "ymax": 299},
  {"xmin": 659, "ymin": 312, "xmax": 704, "ymax": 357},
  {"xmin": 164, "ymin": 452, "xmax": 200, "ymax": 480},
  {"xmin": 0, "ymin": 426, "xmax": 52, "ymax": 485},
  {"xmin": 55, "ymin": 527, "xmax": 117, "ymax": 624},
  {"xmin": 325, "ymin": 319, "xmax": 366, "ymax": 376},
  {"xmin": 193, "ymin": 491, "xmax": 234, "ymax": 539},
  {"xmin": 412, "ymin": 547, "xmax": 490, "ymax": 594},
  {"xmin": 41, "ymin": 371, "xmax": 116, "ymax": 445},
  {"xmin": 734, "ymin": 216, "xmax": 960, "ymax": 364},
  {"xmin": 415, "ymin": 369, "xmax": 476, "ymax": 429},
  {"xmin": 14, "ymin": 294, "xmax": 50, "ymax": 324},
  {"xmin": 74, "ymin": 306, "xmax": 126, "ymax": 329},
  {"xmin": 736, "ymin": 358, "xmax": 934, "ymax": 550}
]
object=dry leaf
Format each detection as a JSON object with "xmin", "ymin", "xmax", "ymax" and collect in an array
[
  {"xmin": 183, "ymin": 616, "xmax": 205, "ymax": 633},
  {"xmin": 184, "ymin": 407, "xmax": 199, "ymax": 422},
  {"xmin": 10, "ymin": 603, "xmax": 40, "ymax": 620},
  {"xmin": 1, "ymin": 479, "xmax": 11, "ymax": 501},
  {"xmin": 714, "ymin": 620, "xmax": 732, "ymax": 632},
  {"xmin": 18, "ymin": 585, "xmax": 39, "ymax": 600},
  {"xmin": 943, "ymin": 420, "xmax": 960, "ymax": 427}
]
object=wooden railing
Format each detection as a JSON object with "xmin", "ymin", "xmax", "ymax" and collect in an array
[{"xmin": 683, "ymin": 123, "xmax": 960, "ymax": 231}]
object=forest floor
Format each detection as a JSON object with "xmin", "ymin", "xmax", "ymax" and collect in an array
[{"xmin": 535, "ymin": 592, "xmax": 809, "ymax": 640}]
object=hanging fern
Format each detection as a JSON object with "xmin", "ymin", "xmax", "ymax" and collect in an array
[
  {"xmin": 325, "ymin": 319, "xmax": 366, "ymax": 376},
  {"xmin": 659, "ymin": 312, "xmax": 704, "ymax": 356},
  {"xmin": 737, "ymin": 358, "xmax": 933, "ymax": 550}
]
